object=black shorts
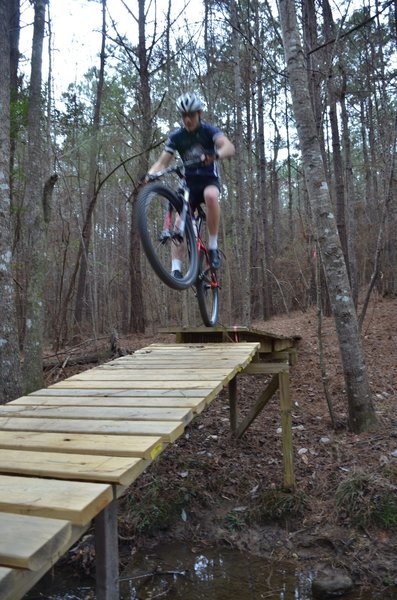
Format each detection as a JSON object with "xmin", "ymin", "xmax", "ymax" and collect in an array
[{"xmin": 186, "ymin": 176, "xmax": 221, "ymax": 211}]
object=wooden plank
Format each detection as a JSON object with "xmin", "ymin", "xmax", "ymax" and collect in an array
[
  {"xmin": 48, "ymin": 380, "xmax": 224, "ymax": 390},
  {"xmin": 132, "ymin": 349, "xmax": 259, "ymax": 359},
  {"xmin": 159, "ymin": 349, "xmax": 261, "ymax": 355},
  {"xmin": 10, "ymin": 395, "xmax": 207, "ymax": 413},
  {"xmin": 127, "ymin": 353, "xmax": 258, "ymax": 360},
  {"xmin": 254, "ymin": 351, "xmax": 291, "ymax": 361},
  {"xmin": 133, "ymin": 348, "xmax": 259, "ymax": 358},
  {"xmin": 0, "ymin": 405, "xmax": 193, "ymax": 425},
  {"xmin": 137, "ymin": 341, "xmax": 261, "ymax": 346},
  {"xmin": 0, "ymin": 524, "xmax": 87, "ymax": 600},
  {"xmin": 0, "ymin": 513, "xmax": 71, "ymax": 570},
  {"xmin": 243, "ymin": 362, "xmax": 289, "ymax": 374},
  {"xmin": 107, "ymin": 352, "xmax": 256, "ymax": 360},
  {"xmin": 98, "ymin": 361, "xmax": 249, "ymax": 369},
  {"xmin": 64, "ymin": 369, "xmax": 234, "ymax": 381},
  {"xmin": 0, "ymin": 431, "xmax": 164, "ymax": 459},
  {"xmin": 114, "ymin": 350, "xmax": 259, "ymax": 359},
  {"xmin": 0, "ymin": 449, "xmax": 149, "ymax": 487},
  {"xmin": 0, "ymin": 475, "xmax": 112, "ymax": 525},
  {"xmin": 0, "ymin": 416, "xmax": 184, "ymax": 442},
  {"xmin": 274, "ymin": 339, "xmax": 294, "ymax": 351},
  {"xmin": 127, "ymin": 354, "xmax": 251, "ymax": 360},
  {"xmin": 30, "ymin": 388, "xmax": 213, "ymax": 397},
  {"xmin": 118, "ymin": 360, "xmax": 254, "ymax": 370}
]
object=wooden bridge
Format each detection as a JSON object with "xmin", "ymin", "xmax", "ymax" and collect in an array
[{"xmin": 0, "ymin": 327, "xmax": 298, "ymax": 600}]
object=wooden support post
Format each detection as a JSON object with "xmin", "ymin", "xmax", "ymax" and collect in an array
[
  {"xmin": 279, "ymin": 371, "xmax": 295, "ymax": 490},
  {"xmin": 289, "ymin": 348, "xmax": 298, "ymax": 366},
  {"xmin": 228, "ymin": 377, "xmax": 238, "ymax": 434},
  {"xmin": 95, "ymin": 495, "xmax": 119, "ymax": 600}
]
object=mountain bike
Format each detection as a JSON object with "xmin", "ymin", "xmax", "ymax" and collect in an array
[{"xmin": 135, "ymin": 161, "xmax": 220, "ymax": 327}]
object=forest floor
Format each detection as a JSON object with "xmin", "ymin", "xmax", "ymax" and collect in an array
[{"xmin": 45, "ymin": 295, "xmax": 397, "ymax": 595}]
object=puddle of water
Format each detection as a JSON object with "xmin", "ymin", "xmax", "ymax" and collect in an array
[
  {"xmin": 120, "ymin": 542, "xmax": 395, "ymax": 600},
  {"xmin": 120, "ymin": 542, "xmax": 314, "ymax": 599},
  {"xmin": 27, "ymin": 542, "xmax": 396, "ymax": 599}
]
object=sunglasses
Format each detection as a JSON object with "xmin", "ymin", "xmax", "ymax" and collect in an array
[{"xmin": 181, "ymin": 112, "xmax": 198, "ymax": 118}]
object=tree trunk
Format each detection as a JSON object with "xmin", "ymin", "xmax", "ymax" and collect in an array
[
  {"xmin": 9, "ymin": 0, "xmax": 20, "ymax": 201},
  {"xmin": 0, "ymin": 0, "xmax": 22, "ymax": 403},
  {"xmin": 359, "ymin": 114, "xmax": 397, "ymax": 329},
  {"xmin": 322, "ymin": 0, "xmax": 355, "ymax": 297},
  {"xmin": 231, "ymin": 0, "xmax": 250, "ymax": 324},
  {"xmin": 74, "ymin": 0, "xmax": 106, "ymax": 334},
  {"xmin": 256, "ymin": 78, "xmax": 272, "ymax": 320},
  {"xmin": 301, "ymin": 0, "xmax": 323, "ymax": 138},
  {"xmin": 128, "ymin": 0, "xmax": 148, "ymax": 334},
  {"xmin": 278, "ymin": 0, "xmax": 377, "ymax": 433},
  {"xmin": 21, "ymin": 0, "xmax": 48, "ymax": 393},
  {"xmin": 340, "ymin": 70, "xmax": 359, "ymax": 307}
]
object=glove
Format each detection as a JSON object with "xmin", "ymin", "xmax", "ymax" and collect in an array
[
  {"xmin": 140, "ymin": 173, "xmax": 155, "ymax": 184},
  {"xmin": 201, "ymin": 151, "xmax": 220, "ymax": 166}
]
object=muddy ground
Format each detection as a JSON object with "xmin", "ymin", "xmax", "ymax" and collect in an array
[{"xmin": 46, "ymin": 295, "xmax": 397, "ymax": 595}]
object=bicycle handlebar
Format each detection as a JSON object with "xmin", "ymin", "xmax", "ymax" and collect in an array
[{"xmin": 146, "ymin": 156, "xmax": 215, "ymax": 182}]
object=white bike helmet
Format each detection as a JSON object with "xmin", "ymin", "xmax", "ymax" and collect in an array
[{"xmin": 176, "ymin": 92, "xmax": 204, "ymax": 113}]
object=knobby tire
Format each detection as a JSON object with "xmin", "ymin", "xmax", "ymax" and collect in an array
[
  {"xmin": 136, "ymin": 183, "xmax": 199, "ymax": 290},
  {"xmin": 196, "ymin": 249, "xmax": 219, "ymax": 326}
]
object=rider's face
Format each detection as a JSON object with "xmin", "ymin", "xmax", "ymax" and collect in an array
[{"xmin": 181, "ymin": 111, "xmax": 200, "ymax": 131}]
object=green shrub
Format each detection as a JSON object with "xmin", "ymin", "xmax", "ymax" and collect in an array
[
  {"xmin": 335, "ymin": 469, "xmax": 397, "ymax": 529},
  {"xmin": 374, "ymin": 492, "xmax": 397, "ymax": 528},
  {"xmin": 123, "ymin": 480, "xmax": 186, "ymax": 535},
  {"xmin": 254, "ymin": 490, "xmax": 309, "ymax": 523},
  {"xmin": 224, "ymin": 511, "xmax": 246, "ymax": 531}
]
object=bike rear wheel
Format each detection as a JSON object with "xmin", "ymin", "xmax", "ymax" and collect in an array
[
  {"xmin": 196, "ymin": 249, "xmax": 219, "ymax": 327},
  {"xmin": 136, "ymin": 183, "xmax": 198, "ymax": 290}
]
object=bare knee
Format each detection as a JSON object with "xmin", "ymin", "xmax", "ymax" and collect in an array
[{"xmin": 204, "ymin": 186, "xmax": 220, "ymax": 210}]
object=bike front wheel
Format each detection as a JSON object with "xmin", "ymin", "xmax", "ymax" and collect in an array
[
  {"xmin": 196, "ymin": 250, "xmax": 219, "ymax": 327},
  {"xmin": 136, "ymin": 183, "xmax": 199, "ymax": 290}
]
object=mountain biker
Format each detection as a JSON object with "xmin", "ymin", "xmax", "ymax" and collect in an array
[{"xmin": 147, "ymin": 92, "xmax": 235, "ymax": 278}]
